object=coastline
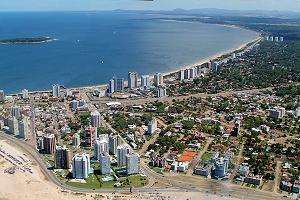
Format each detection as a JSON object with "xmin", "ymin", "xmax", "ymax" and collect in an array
[
  {"xmin": 162, "ymin": 34, "xmax": 262, "ymax": 77},
  {"xmin": 6, "ymin": 29, "xmax": 262, "ymax": 96}
]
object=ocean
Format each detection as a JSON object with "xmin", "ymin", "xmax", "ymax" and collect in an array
[{"xmin": 0, "ymin": 12, "xmax": 258, "ymax": 94}]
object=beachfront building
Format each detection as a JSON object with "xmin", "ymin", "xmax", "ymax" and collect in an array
[
  {"xmin": 55, "ymin": 146, "xmax": 72, "ymax": 169},
  {"xmin": 94, "ymin": 139, "xmax": 109, "ymax": 160},
  {"xmin": 108, "ymin": 79, "xmax": 115, "ymax": 94},
  {"xmin": 109, "ymin": 134, "xmax": 119, "ymax": 155},
  {"xmin": 43, "ymin": 134, "xmax": 56, "ymax": 154},
  {"xmin": 7, "ymin": 117, "xmax": 19, "ymax": 136},
  {"xmin": 141, "ymin": 75, "xmax": 150, "ymax": 89},
  {"xmin": 52, "ymin": 84, "xmax": 60, "ymax": 98},
  {"xmin": 126, "ymin": 153, "xmax": 140, "ymax": 175},
  {"xmin": 117, "ymin": 144, "xmax": 132, "ymax": 167},
  {"xmin": 22, "ymin": 89, "xmax": 29, "ymax": 99},
  {"xmin": 99, "ymin": 152, "xmax": 111, "ymax": 175},
  {"xmin": 91, "ymin": 110, "xmax": 101, "ymax": 127},
  {"xmin": 18, "ymin": 116, "xmax": 30, "ymax": 139},
  {"xmin": 128, "ymin": 72, "xmax": 139, "ymax": 89},
  {"xmin": 179, "ymin": 69, "xmax": 185, "ymax": 81},
  {"xmin": 114, "ymin": 77, "xmax": 124, "ymax": 92},
  {"xmin": 211, "ymin": 157, "xmax": 229, "ymax": 179},
  {"xmin": 72, "ymin": 153, "xmax": 91, "ymax": 179},
  {"xmin": 154, "ymin": 72, "xmax": 163, "ymax": 86}
]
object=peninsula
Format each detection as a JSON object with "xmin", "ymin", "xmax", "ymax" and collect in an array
[{"xmin": 0, "ymin": 36, "xmax": 54, "ymax": 44}]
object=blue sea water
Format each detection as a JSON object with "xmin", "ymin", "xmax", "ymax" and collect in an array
[{"xmin": 0, "ymin": 12, "xmax": 258, "ymax": 94}]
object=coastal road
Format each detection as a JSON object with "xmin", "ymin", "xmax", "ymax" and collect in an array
[{"xmin": 0, "ymin": 132, "xmax": 285, "ymax": 200}]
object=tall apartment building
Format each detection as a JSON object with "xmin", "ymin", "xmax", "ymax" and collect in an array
[
  {"xmin": 72, "ymin": 153, "xmax": 91, "ymax": 179},
  {"xmin": 43, "ymin": 134, "xmax": 56, "ymax": 154},
  {"xmin": 55, "ymin": 146, "xmax": 72, "ymax": 169},
  {"xmin": 126, "ymin": 153, "xmax": 140, "ymax": 175},
  {"xmin": 128, "ymin": 72, "xmax": 139, "ymax": 89},
  {"xmin": 94, "ymin": 139, "xmax": 109, "ymax": 160},
  {"xmin": 91, "ymin": 110, "xmax": 101, "ymax": 127},
  {"xmin": 99, "ymin": 153, "xmax": 111, "ymax": 175},
  {"xmin": 117, "ymin": 144, "xmax": 132, "ymax": 167},
  {"xmin": 154, "ymin": 73, "xmax": 163, "ymax": 87}
]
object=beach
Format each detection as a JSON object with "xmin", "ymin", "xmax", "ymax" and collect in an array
[{"xmin": 0, "ymin": 138, "xmax": 241, "ymax": 200}]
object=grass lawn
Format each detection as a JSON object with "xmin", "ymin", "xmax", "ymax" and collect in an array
[
  {"xmin": 66, "ymin": 174, "xmax": 148, "ymax": 189},
  {"xmin": 201, "ymin": 152, "xmax": 214, "ymax": 161}
]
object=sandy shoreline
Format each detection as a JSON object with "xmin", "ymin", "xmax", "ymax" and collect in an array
[
  {"xmin": 8, "ymin": 31, "xmax": 262, "ymax": 95},
  {"xmin": 0, "ymin": 138, "xmax": 241, "ymax": 200}
]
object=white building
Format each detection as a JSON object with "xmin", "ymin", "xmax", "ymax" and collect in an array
[
  {"xmin": 117, "ymin": 144, "xmax": 132, "ymax": 167},
  {"xmin": 11, "ymin": 105, "xmax": 21, "ymax": 119},
  {"xmin": 18, "ymin": 117, "xmax": 30, "ymax": 139},
  {"xmin": 156, "ymin": 86, "xmax": 167, "ymax": 98},
  {"xmin": 128, "ymin": 72, "xmax": 139, "ymax": 89},
  {"xmin": 126, "ymin": 153, "xmax": 140, "ymax": 175},
  {"xmin": 71, "ymin": 100, "xmax": 79, "ymax": 111},
  {"xmin": 179, "ymin": 70, "xmax": 185, "ymax": 81},
  {"xmin": 147, "ymin": 118, "xmax": 157, "ymax": 135},
  {"xmin": 99, "ymin": 153, "xmax": 111, "ymax": 175},
  {"xmin": 108, "ymin": 79, "xmax": 115, "ymax": 94},
  {"xmin": 72, "ymin": 154, "xmax": 90, "ymax": 179},
  {"xmin": 114, "ymin": 78, "xmax": 124, "ymax": 92},
  {"xmin": 141, "ymin": 75, "xmax": 150, "ymax": 89},
  {"xmin": 52, "ymin": 84, "xmax": 60, "ymax": 98},
  {"xmin": 72, "ymin": 132, "xmax": 81, "ymax": 148},
  {"xmin": 22, "ymin": 89, "xmax": 29, "ymax": 99},
  {"xmin": 154, "ymin": 73, "xmax": 163, "ymax": 86},
  {"xmin": 8, "ymin": 117, "xmax": 19, "ymax": 136},
  {"xmin": 91, "ymin": 110, "xmax": 101, "ymax": 127},
  {"xmin": 269, "ymin": 107, "xmax": 285, "ymax": 119},
  {"xmin": 94, "ymin": 139, "xmax": 109, "ymax": 160},
  {"xmin": 109, "ymin": 135, "xmax": 119, "ymax": 155}
]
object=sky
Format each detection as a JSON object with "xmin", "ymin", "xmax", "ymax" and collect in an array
[{"xmin": 0, "ymin": 0, "xmax": 300, "ymax": 12}]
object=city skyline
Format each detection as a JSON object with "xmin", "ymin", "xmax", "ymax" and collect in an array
[{"xmin": 0, "ymin": 0, "xmax": 300, "ymax": 12}]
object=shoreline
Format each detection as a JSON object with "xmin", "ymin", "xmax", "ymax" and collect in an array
[{"xmin": 6, "ymin": 30, "xmax": 262, "ymax": 96}]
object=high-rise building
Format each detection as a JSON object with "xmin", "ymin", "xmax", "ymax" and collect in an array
[
  {"xmin": 275, "ymin": 37, "xmax": 279, "ymax": 42},
  {"xmin": 18, "ymin": 117, "xmax": 30, "ymax": 139},
  {"xmin": 211, "ymin": 157, "xmax": 229, "ymax": 179},
  {"xmin": 147, "ymin": 118, "xmax": 157, "ymax": 135},
  {"xmin": 22, "ymin": 89, "xmax": 29, "ymax": 99},
  {"xmin": 99, "ymin": 153, "xmax": 111, "ymax": 175},
  {"xmin": 141, "ymin": 75, "xmax": 150, "ymax": 89},
  {"xmin": 52, "ymin": 84, "xmax": 60, "ymax": 98},
  {"xmin": 114, "ymin": 78, "xmax": 124, "ymax": 92},
  {"xmin": 280, "ymin": 37, "xmax": 284, "ymax": 42},
  {"xmin": 269, "ymin": 107, "xmax": 286, "ymax": 119},
  {"xmin": 184, "ymin": 69, "xmax": 190, "ymax": 79},
  {"xmin": 156, "ymin": 86, "xmax": 167, "ymax": 98},
  {"xmin": 85, "ymin": 126, "xmax": 97, "ymax": 147},
  {"xmin": 91, "ymin": 110, "xmax": 101, "ymax": 127},
  {"xmin": 11, "ymin": 105, "xmax": 21, "ymax": 119},
  {"xmin": 43, "ymin": 134, "xmax": 56, "ymax": 154},
  {"xmin": 117, "ymin": 144, "xmax": 132, "ymax": 167},
  {"xmin": 154, "ymin": 73, "xmax": 163, "ymax": 86},
  {"xmin": 179, "ymin": 70, "xmax": 185, "ymax": 81},
  {"xmin": 94, "ymin": 139, "xmax": 109, "ymax": 160},
  {"xmin": 72, "ymin": 132, "xmax": 81, "ymax": 148},
  {"xmin": 0, "ymin": 90, "xmax": 4, "ymax": 102},
  {"xmin": 126, "ymin": 153, "xmax": 140, "ymax": 175},
  {"xmin": 128, "ymin": 72, "xmax": 139, "ymax": 89},
  {"xmin": 270, "ymin": 36, "xmax": 274, "ymax": 42},
  {"xmin": 108, "ymin": 79, "xmax": 115, "ymax": 94},
  {"xmin": 8, "ymin": 117, "xmax": 19, "ymax": 136},
  {"xmin": 109, "ymin": 135, "xmax": 119, "ymax": 155},
  {"xmin": 71, "ymin": 100, "xmax": 79, "ymax": 111},
  {"xmin": 72, "ymin": 153, "xmax": 90, "ymax": 179},
  {"xmin": 189, "ymin": 67, "xmax": 196, "ymax": 79},
  {"xmin": 98, "ymin": 134, "xmax": 109, "ymax": 142},
  {"xmin": 55, "ymin": 146, "xmax": 72, "ymax": 169}
]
